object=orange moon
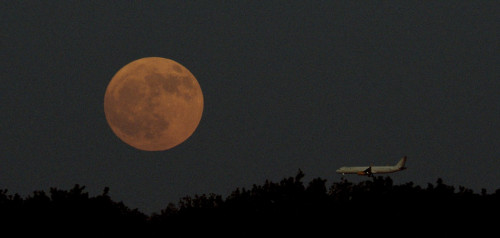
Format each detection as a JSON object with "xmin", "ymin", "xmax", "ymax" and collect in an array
[{"xmin": 104, "ymin": 57, "xmax": 203, "ymax": 151}]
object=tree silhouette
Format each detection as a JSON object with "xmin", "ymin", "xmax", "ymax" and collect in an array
[
  {"xmin": 1, "ymin": 170, "xmax": 498, "ymax": 235},
  {"xmin": 0, "ymin": 185, "xmax": 148, "ymax": 235}
]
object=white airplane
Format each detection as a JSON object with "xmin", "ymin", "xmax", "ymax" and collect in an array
[{"xmin": 336, "ymin": 156, "xmax": 407, "ymax": 177}]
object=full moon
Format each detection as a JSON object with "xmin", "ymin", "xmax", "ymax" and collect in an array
[{"xmin": 104, "ymin": 57, "xmax": 203, "ymax": 151}]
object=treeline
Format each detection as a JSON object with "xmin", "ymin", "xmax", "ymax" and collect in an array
[
  {"xmin": 1, "ymin": 170, "xmax": 498, "ymax": 234},
  {"xmin": 150, "ymin": 170, "xmax": 499, "ymax": 233},
  {"xmin": 0, "ymin": 185, "xmax": 147, "ymax": 235}
]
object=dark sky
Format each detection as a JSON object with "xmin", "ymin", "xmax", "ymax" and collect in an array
[{"xmin": 2, "ymin": 1, "xmax": 499, "ymax": 214}]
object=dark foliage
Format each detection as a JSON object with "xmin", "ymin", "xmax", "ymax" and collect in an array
[
  {"xmin": 0, "ymin": 184, "xmax": 147, "ymax": 235},
  {"xmin": 149, "ymin": 170, "xmax": 499, "ymax": 235},
  {"xmin": 1, "ymin": 171, "xmax": 498, "ymax": 235}
]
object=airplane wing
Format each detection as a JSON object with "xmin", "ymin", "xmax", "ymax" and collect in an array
[
  {"xmin": 364, "ymin": 167, "xmax": 371, "ymax": 174},
  {"xmin": 357, "ymin": 166, "xmax": 372, "ymax": 176}
]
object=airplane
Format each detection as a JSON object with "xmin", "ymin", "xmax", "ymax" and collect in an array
[{"xmin": 336, "ymin": 156, "xmax": 407, "ymax": 177}]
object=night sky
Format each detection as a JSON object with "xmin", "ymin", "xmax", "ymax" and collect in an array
[{"xmin": 2, "ymin": 1, "xmax": 498, "ymax": 214}]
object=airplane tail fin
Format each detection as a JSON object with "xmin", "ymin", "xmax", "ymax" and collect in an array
[{"xmin": 396, "ymin": 156, "xmax": 407, "ymax": 169}]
